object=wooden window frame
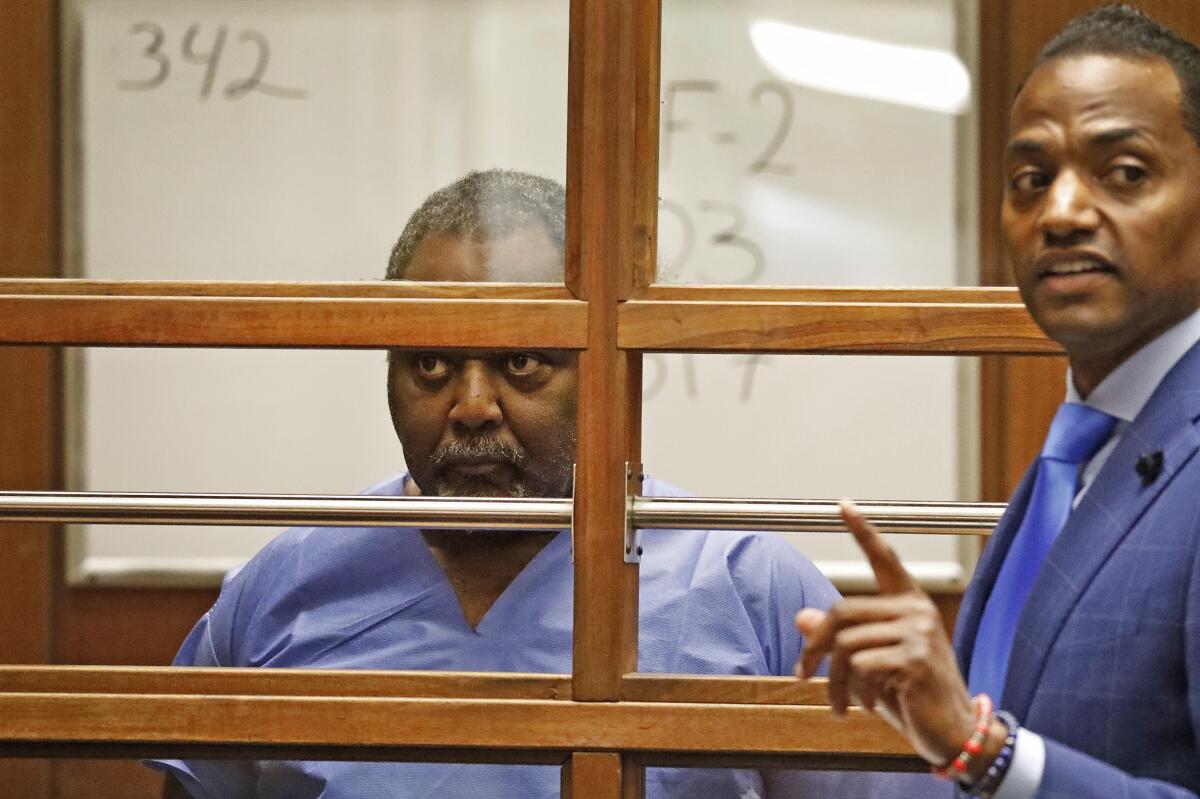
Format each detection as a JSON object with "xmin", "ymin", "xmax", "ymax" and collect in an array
[{"xmin": 0, "ymin": 0, "xmax": 1059, "ymax": 795}]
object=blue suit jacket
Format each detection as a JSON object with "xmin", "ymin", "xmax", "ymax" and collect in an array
[{"xmin": 954, "ymin": 341, "xmax": 1200, "ymax": 798}]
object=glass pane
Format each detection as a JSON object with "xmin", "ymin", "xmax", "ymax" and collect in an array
[
  {"xmin": 645, "ymin": 766, "xmax": 940, "ymax": 797},
  {"xmin": 68, "ymin": 347, "xmax": 399, "ymax": 585},
  {"xmin": 642, "ymin": 353, "xmax": 977, "ymax": 586},
  {"xmin": 70, "ymin": 342, "xmax": 581, "ymax": 603},
  {"xmin": 657, "ymin": 0, "xmax": 978, "ymax": 286},
  {"xmin": 67, "ymin": 0, "xmax": 569, "ymax": 282},
  {"xmin": 152, "ymin": 759, "xmax": 566, "ymax": 797},
  {"xmin": 10, "ymin": 759, "xmax": 566, "ymax": 799},
  {"xmin": 637, "ymin": 354, "xmax": 979, "ymax": 674}
]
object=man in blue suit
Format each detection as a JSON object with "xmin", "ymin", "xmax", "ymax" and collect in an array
[{"xmin": 797, "ymin": 5, "xmax": 1200, "ymax": 798}]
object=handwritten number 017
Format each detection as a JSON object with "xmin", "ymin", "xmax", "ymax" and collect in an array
[{"xmin": 118, "ymin": 22, "xmax": 307, "ymax": 100}]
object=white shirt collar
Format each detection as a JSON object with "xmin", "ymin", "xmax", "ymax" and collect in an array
[{"xmin": 1066, "ymin": 306, "xmax": 1200, "ymax": 421}]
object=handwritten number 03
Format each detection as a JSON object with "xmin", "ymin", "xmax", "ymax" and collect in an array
[
  {"xmin": 118, "ymin": 22, "xmax": 307, "ymax": 101},
  {"xmin": 697, "ymin": 201, "xmax": 766, "ymax": 284}
]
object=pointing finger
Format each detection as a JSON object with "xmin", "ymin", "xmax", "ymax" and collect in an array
[{"xmin": 840, "ymin": 499, "xmax": 918, "ymax": 595}]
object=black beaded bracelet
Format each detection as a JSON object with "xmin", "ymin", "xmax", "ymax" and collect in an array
[{"xmin": 962, "ymin": 710, "xmax": 1019, "ymax": 799}]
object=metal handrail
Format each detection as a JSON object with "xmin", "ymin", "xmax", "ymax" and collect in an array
[
  {"xmin": 636, "ymin": 497, "xmax": 1003, "ymax": 535},
  {"xmin": 0, "ymin": 491, "xmax": 1004, "ymax": 535}
]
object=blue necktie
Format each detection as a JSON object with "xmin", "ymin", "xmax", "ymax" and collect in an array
[{"xmin": 968, "ymin": 402, "xmax": 1117, "ymax": 700}]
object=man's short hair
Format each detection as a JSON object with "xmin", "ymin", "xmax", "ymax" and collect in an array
[
  {"xmin": 1032, "ymin": 4, "xmax": 1200, "ymax": 150},
  {"xmin": 386, "ymin": 169, "xmax": 566, "ymax": 280}
]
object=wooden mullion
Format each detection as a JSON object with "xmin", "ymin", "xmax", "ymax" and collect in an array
[
  {"xmin": 636, "ymin": 284, "xmax": 1024, "ymax": 303},
  {"xmin": 0, "ymin": 693, "xmax": 912, "ymax": 760},
  {"xmin": 630, "ymin": 0, "xmax": 662, "ymax": 293},
  {"xmin": 0, "ymin": 0, "xmax": 57, "ymax": 795},
  {"xmin": 569, "ymin": 0, "xmax": 642, "ymax": 702},
  {"xmin": 0, "ymin": 278, "xmax": 572, "ymax": 300},
  {"xmin": 0, "ymin": 295, "xmax": 586, "ymax": 349},
  {"xmin": 562, "ymin": 753, "xmax": 623, "ymax": 799},
  {"xmin": 619, "ymin": 300, "xmax": 1057, "ymax": 354},
  {"xmin": 621, "ymin": 673, "xmax": 829, "ymax": 705},
  {"xmin": 4, "ymin": 742, "xmax": 568, "ymax": 765},
  {"xmin": 0, "ymin": 666, "xmax": 570, "ymax": 699}
]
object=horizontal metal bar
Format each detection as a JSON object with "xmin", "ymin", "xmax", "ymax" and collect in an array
[
  {"xmin": 0, "ymin": 491, "xmax": 1004, "ymax": 535},
  {"xmin": 0, "ymin": 491, "xmax": 572, "ymax": 530},
  {"xmin": 634, "ymin": 497, "xmax": 1004, "ymax": 536}
]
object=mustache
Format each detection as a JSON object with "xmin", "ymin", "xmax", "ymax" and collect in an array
[{"xmin": 430, "ymin": 437, "xmax": 527, "ymax": 467}]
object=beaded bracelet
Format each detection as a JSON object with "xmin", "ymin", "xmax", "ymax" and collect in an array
[
  {"xmin": 932, "ymin": 693, "xmax": 994, "ymax": 780},
  {"xmin": 962, "ymin": 710, "xmax": 1018, "ymax": 799}
]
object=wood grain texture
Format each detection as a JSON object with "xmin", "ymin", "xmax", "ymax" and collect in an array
[
  {"xmin": 562, "ymin": 753, "xmax": 630, "ymax": 799},
  {"xmin": 46, "ymin": 759, "xmax": 167, "ymax": 799},
  {"xmin": 569, "ymin": 0, "xmax": 642, "ymax": 702},
  {"xmin": 0, "ymin": 279, "xmax": 572, "ymax": 299},
  {"xmin": 0, "ymin": 666, "xmax": 571, "ymax": 700},
  {"xmin": 0, "ymin": 296, "xmax": 587, "ymax": 348},
  {"xmin": 0, "ymin": 0, "xmax": 57, "ymax": 794},
  {"xmin": 0, "ymin": 693, "xmax": 913, "ymax": 761},
  {"xmin": 630, "ymin": 0, "xmax": 661, "ymax": 292},
  {"xmin": 0, "ymin": 0, "xmax": 57, "ymax": 667},
  {"xmin": 619, "ymin": 301, "xmax": 1059, "ymax": 354},
  {"xmin": 637, "ymin": 285, "xmax": 1025, "ymax": 303},
  {"xmin": 622, "ymin": 674, "xmax": 829, "ymax": 705},
  {"xmin": 994, "ymin": 356, "xmax": 1069, "ymax": 496},
  {"xmin": 977, "ymin": 0, "xmax": 1011, "ymax": 289},
  {"xmin": 52, "ymin": 587, "xmax": 219, "ymax": 667}
]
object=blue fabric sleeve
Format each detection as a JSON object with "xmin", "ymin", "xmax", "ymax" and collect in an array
[
  {"xmin": 1035, "ymin": 739, "xmax": 1199, "ymax": 799},
  {"xmin": 766, "ymin": 769, "xmax": 949, "ymax": 799},
  {"xmin": 142, "ymin": 594, "xmax": 259, "ymax": 797}
]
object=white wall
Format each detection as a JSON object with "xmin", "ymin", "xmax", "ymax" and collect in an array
[{"xmin": 66, "ymin": 0, "xmax": 978, "ymax": 588}]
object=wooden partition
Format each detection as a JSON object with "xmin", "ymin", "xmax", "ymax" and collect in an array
[{"xmin": 0, "ymin": 0, "xmax": 1128, "ymax": 796}]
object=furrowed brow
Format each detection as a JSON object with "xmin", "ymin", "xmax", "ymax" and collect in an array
[
  {"xmin": 1007, "ymin": 138, "xmax": 1045, "ymax": 158},
  {"xmin": 1088, "ymin": 126, "xmax": 1144, "ymax": 147}
]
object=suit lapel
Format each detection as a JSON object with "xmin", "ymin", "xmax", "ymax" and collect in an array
[{"xmin": 1000, "ymin": 343, "xmax": 1200, "ymax": 718}]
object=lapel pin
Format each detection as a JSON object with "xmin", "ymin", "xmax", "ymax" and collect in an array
[{"xmin": 1135, "ymin": 451, "xmax": 1164, "ymax": 486}]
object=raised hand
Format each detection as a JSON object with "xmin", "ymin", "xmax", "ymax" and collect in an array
[{"xmin": 795, "ymin": 500, "xmax": 977, "ymax": 766}]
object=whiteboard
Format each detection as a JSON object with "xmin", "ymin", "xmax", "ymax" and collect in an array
[{"xmin": 65, "ymin": 0, "xmax": 980, "ymax": 590}]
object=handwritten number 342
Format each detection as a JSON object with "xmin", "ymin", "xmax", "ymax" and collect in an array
[{"xmin": 118, "ymin": 22, "xmax": 308, "ymax": 101}]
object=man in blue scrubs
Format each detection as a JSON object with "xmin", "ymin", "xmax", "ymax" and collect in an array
[{"xmin": 154, "ymin": 170, "xmax": 920, "ymax": 798}]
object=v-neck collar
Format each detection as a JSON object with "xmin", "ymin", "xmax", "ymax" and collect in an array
[
  {"xmin": 412, "ymin": 526, "xmax": 570, "ymax": 635},
  {"xmin": 397, "ymin": 474, "xmax": 572, "ymax": 635}
]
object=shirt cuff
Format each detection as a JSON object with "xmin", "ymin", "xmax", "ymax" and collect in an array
[{"xmin": 991, "ymin": 728, "xmax": 1045, "ymax": 799}]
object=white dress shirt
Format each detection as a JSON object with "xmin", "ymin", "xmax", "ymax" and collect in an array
[{"xmin": 990, "ymin": 306, "xmax": 1200, "ymax": 799}]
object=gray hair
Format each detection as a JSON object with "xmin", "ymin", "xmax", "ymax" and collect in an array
[{"xmin": 386, "ymin": 169, "xmax": 566, "ymax": 280}]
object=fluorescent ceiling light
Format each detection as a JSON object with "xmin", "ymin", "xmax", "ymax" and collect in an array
[{"xmin": 750, "ymin": 19, "xmax": 971, "ymax": 114}]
